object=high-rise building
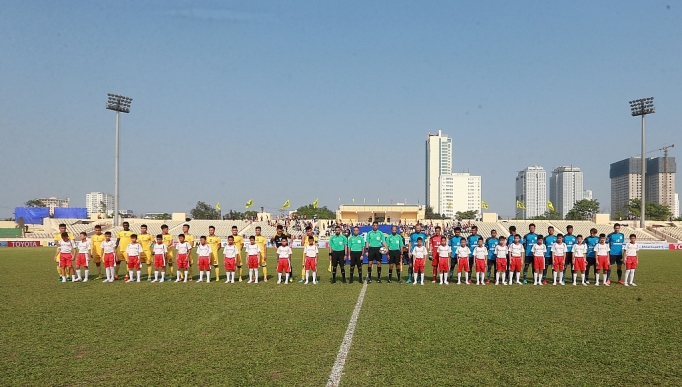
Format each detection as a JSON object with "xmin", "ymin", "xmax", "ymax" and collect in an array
[
  {"xmin": 426, "ymin": 130, "xmax": 452, "ymax": 214},
  {"xmin": 439, "ymin": 173, "xmax": 482, "ymax": 219},
  {"xmin": 609, "ymin": 156, "xmax": 676, "ymax": 218},
  {"xmin": 646, "ymin": 157, "xmax": 677, "ymax": 208},
  {"xmin": 549, "ymin": 166, "xmax": 584, "ymax": 219},
  {"xmin": 35, "ymin": 197, "xmax": 69, "ymax": 216},
  {"xmin": 425, "ymin": 130, "xmax": 482, "ymax": 217},
  {"xmin": 583, "ymin": 190, "xmax": 593, "ymax": 200},
  {"xmin": 609, "ymin": 157, "xmax": 677, "ymax": 219},
  {"xmin": 515, "ymin": 166, "xmax": 547, "ymax": 219},
  {"xmin": 609, "ymin": 158, "xmax": 642, "ymax": 219},
  {"xmin": 674, "ymin": 193, "xmax": 680, "ymax": 218},
  {"xmin": 86, "ymin": 192, "xmax": 114, "ymax": 216}
]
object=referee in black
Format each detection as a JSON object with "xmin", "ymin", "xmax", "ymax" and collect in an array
[{"xmin": 365, "ymin": 221, "xmax": 387, "ymax": 283}]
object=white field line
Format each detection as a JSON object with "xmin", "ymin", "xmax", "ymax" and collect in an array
[{"xmin": 326, "ymin": 282, "xmax": 368, "ymax": 387}]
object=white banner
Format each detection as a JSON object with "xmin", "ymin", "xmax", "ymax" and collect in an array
[{"xmin": 638, "ymin": 243, "xmax": 669, "ymax": 250}]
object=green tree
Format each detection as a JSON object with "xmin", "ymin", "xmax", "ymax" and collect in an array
[
  {"xmin": 153, "ymin": 213, "xmax": 171, "ymax": 220},
  {"xmin": 190, "ymin": 201, "xmax": 221, "ymax": 220},
  {"xmin": 565, "ymin": 199, "xmax": 601, "ymax": 220},
  {"xmin": 293, "ymin": 204, "xmax": 335, "ymax": 219},
  {"xmin": 224, "ymin": 210, "xmax": 244, "ymax": 220},
  {"xmin": 424, "ymin": 206, "xmax": 443, "ymax": 219},
  {"xmin": 455, "ymin": 210, "xmax": 478, "ymax": 220},
  {"xmin": 24, "ymin": 199, "xmax": 46, "ymax": 207},
  {"xmin": 626, "ymin": 199, "xmax": 672, "ymax": 221},
  {"xmin": 531, "ymin": 210, "xmax": 562, "ymax": 220}
]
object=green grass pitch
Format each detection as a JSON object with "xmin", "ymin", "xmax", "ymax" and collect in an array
[{"xmin": 1, "ymin": 247, "xmax": 682, "ymax": 386}]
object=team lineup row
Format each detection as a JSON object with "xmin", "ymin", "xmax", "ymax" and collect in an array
[{"xmin": 52, "ymin": 221, "xmax": 641, "ymax": 287}]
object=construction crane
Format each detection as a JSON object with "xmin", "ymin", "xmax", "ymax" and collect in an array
[{"xmin": 639, "ymin": 144, "xmax": 675, "ymax": 206}]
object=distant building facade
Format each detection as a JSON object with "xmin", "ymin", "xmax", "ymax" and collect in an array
[
  {"xmin": 609, "ymin": 156, "xmax": 676, "ymax": 218},
  {"xmin": 515, "ymin": 166, "xmax": 547, "ymax": 219},
  {"xmin": 86, "ymin": 192, "xmax": 114, "ymax": 216},
  {"xmin": 36, "ymin": 197, "xmax": 70, "ymax": 216},
  {"xmin": 549, "ymin": 166, "xmax": 584, "ymax": 219}
]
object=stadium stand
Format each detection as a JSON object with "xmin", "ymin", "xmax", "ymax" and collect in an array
[
  {"xmin": 469, "ymin": 222, "xmax": 509, "ymax": 238},
  {"xmin": 498, "ymin": 221, "xmax": 553, "ymax": 236},
  {"xmin": 179, "ymin": 220, "xmax": 249, "ymax": 237},
  {"xmin": 658, "ymin": 227, "xmax": 682, "ymax": 241},
  {"xmin": 619, "ymin": 226, "xmax": 662, "ymax": 241},
  {"xmin": 25, "ymin": 232, "xmax": 53, "ymax": 238},
  {"xmin": 46, "ymin": 218, "xmax": 106, "ymax": 237},
  {"xmin": 0, "ymin": 228, "xmax": 22, "ymax": 238},
  {"xmin": 547, "ymin": 221, "xmax": 612, "ymax": 237},
  {"xmin": 5, "ymin": 217, "xmax": 670, "ymax": 242},
  {"xmin": 246, "ymin": 222, "xmax": 278, "ymax": 238}
]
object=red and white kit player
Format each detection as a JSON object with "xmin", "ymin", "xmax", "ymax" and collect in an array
[
  {"xmin": 493, "ymin": 237, "xmax": 509, "ymax": 285},
  {"xmin": 572, "ymin": 237, "xmax": 588, "ymax": 286},
  {"xmin": 436, "ymin": 238, "xmax": 450, "ymax": 285},
  {"xmin": 531, "ymin": 238, "xmax": 547, "ymax": 286},
  {"xmin": 125, "ymin": 237, "xmax": 143, "ymax": 283},
  {"xmin": 623, "ymin": 234, "xmax": 639, "ymax": 287},
  {"xmin": 276, "ymin": 238, "xmax": 293, "ymax": 284},
  {"xmin": 429, "ymin": 226, "xmax": 444, "ymax": 283},
  {"xmin": 508, "ymin": 236, "xmax": 525, "ymax": 285},
  {"xmin": 594, "ymin": 235, "xmax": 610, "ymax": 286},
  {"xmin": 473, "ymin": 239, "xmax": 488, "ymax": 285},
  {"xmin": 303, "ymin": 237, "xmax": 319, "ymax": 284},
  {"xmin": 411, "ymin": 241, "xmax": 428, "ymax": 286},
  {"xmin": 223, "ymin": 237, "xmax": 238, "ymax": 283},
  {"xmin": 196, "ymin": 237, "xmax": 213, "ymax": 283},
  {"xmin": 551, "ymin": 235, "xmax": 567, "ymax": 286},
  {"xmin": 100, "ymin": 233, "xmax": 117, "ymax": 282},
  {"xmin": 75, "ymin": 232, "xmax": 91, "ymax": 282},
  {"xmin": 455, "ymin": 240, "xmax": 471, "ymax": 285},
  {"xmin": 151, "ymin": 236, "xmax": 168, "ymax": 283},
  {"xmin": 175, "ymin": 236, "xmax": 192, "ymax": 283},
  {"xmin": 245, "ymin": 237, "xmax": 262, "ymax": 284},
  {"xmin": 56, "ymin": 233, "xmax": 76, "ymax": 283}
]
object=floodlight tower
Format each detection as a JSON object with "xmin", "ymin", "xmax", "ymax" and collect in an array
[
  {"xmin": 106, "ymin": 94, "xmax": 133, "ymax": 227},
  {"xmin": 629, "ymin": 97, "xmax": 655, "ymax": 228}
]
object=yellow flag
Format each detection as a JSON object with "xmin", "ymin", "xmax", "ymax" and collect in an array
[
  {"xmin": 312, "ymin": 198, "xmax": 319, "ymax": 209},
  {"xmin": 481, "ymin": 201, "xmax": 489, "ymax": 209},
  {"xmin": 216, "ymin": 202, "xmax": 221, "ymax": 211},
  {"xmin": 516, "ymin": 200, "xmax": 526, "ymax": 209},
  {"xmin": 245, "ymin": 199, "xmax": 253, "ymax": 209},
  {"xmin": 281, "ymin": 200, "xmax": 290, "ymax": 209},
  {"xmin": 547, "ymin": 200, "xmax": 555, "ymax": 212}
]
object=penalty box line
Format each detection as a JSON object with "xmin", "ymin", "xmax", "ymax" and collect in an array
[{"xmin": 326, "ymin": 281, "xmax": 368, "ymax": 387}]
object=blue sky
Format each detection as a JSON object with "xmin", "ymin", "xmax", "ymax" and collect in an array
[{"xmin": 1, "ymin": 0, "xmax": 681, "ymax": 219}]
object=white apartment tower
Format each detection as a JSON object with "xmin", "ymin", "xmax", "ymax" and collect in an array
[
  {"xmin": 439, "ymin": 173, "xmax": 482, "ymax": 219},
  {"xmin": 515, "ymin": 166, "xmax": 547, "ymax": 219},
  {"xmin": 86, "ymin": 192, "xmax": 114, "ymax": 216},
  {"xmin": 426, "ymin": 130, "xmax": 482, "ymax": 217},
  {"xmin": 549, "ymin": 166, "xmax": 584, "ymax": 219},
  {"xmin": 426, "ymin": 130, "xmax": 453, "ymax": 214}
]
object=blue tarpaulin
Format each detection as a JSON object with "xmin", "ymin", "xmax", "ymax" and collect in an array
[
  {"xmin": 354, "ymin": 225, "xmax": 402, "ymax": 264},
  {"xmin": 15, "ymin": 207, "xmax": 49, "ymax": 225},
  {"xmin": 54, "ymin": 208, "xmax": 88, "ymax": 219}
]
